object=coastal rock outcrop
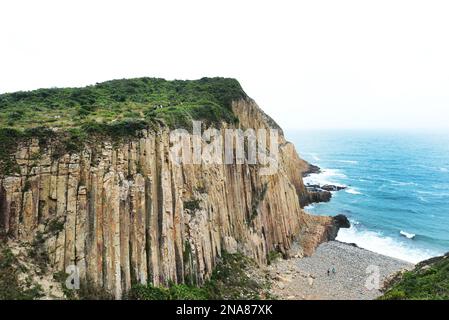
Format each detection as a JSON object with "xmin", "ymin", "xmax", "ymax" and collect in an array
[
  {"xmin": 303, "ymin": 189, "xmax": 332, "ymax": 205},
  {"xmin": 0, "ymin": 97, "xmax": 344, "ymax": 298},
  {"xmin": 297, "ymin": 214, "xmax": 350, "ymax": 256},
  {"xmin": 302, "ymin": 183, "xmax": 347, "ymax": 207},
  {"xmin": 301, "ymin": 163, "xmax": 321, "ymax": 177},
  {"xmin": 328, "ymin": 215, "xmax": 351, "ymax": 240}
]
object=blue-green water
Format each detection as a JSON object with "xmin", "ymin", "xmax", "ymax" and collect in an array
[{"xmin": 287, "ymin": 130, "xmax": 449, "ymax": 263}]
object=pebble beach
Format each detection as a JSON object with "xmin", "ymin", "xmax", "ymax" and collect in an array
[{"xmin": 267, "ymin": 241, "xmax": 414, "ymax": 300}]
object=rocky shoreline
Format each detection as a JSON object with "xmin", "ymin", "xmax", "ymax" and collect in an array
[
  {"xmin": 301, "ymin": 163, "xmax": 347, "ymax": 206},
  {"xmin": 276, "ymin": 162, "xmax": 413, "ymax": 300},
  {"xmin": 267, "ymin": 241, "xmax": 414, "ymax": 300}
]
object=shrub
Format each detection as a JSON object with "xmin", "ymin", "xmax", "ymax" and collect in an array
[
  {"xmin": 128, "ymin": 251, "xmax": 268, "ymax": 300},
  {"xmin": 267, "ymin": 250, "xmax": 283, "ymax": 265},
  {"xmin": 128, "ymin": 282, "xmax": 207, "ymax": 300},
  {"xmin": 7, "ymin": 110, "xmax": 24, "ymax": 123},
  {"xmin": 249, "ymin": 183, "xmax": 268, "ymax": 225},
  {"xmin": 128, "ymin": 284, "xmax": 171, "ymax": 300},
  {"xmin": 184, "ymin": 199, "xmax": 201, "ymax": 211},
  {"xmin": 380, "ymin": 254, "xmax": 449, "ymax": 300},
  {"xmin": 203, "ymin": 252, "xmax": 265, "ymax": 300},
  {"xmin": 46, "ymin": 217, "xmax": 65, "ymax": 235},
  {"xmin": 0, "ymin": 244, "xmax": 43, "ymax": 300},
  {"xmin": 28, "ymin": 231, "xmax": 50, "ymax": 272}
]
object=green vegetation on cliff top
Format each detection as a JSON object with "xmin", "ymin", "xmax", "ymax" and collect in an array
[
  {"xmin": 0, "ymin": 77, "xmax": 247, "ymax": 175},
  {"xmin": 0, "ymin": 77, "xmax": 246, "ymax": 130},
  {"xmin": 380, "ymin": 253, "xmax": 449, "ymax": 300}
]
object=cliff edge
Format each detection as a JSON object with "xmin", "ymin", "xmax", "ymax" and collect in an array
[{"xmin": 0, "ymin": 78, "xmax": 345, "ymax": 299}]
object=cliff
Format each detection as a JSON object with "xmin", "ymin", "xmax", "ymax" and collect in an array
[{"xmin": 0, "ymin": 78, "xmax": 342, "ymax": 299}]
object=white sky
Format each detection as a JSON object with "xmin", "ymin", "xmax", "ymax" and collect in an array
[{"xmin": 1, "ymin": 0, "xmax": 448, "ymax": 130}]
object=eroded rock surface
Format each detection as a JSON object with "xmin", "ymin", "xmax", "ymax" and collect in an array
[{"xmin": 0, "ymin": 98, "xmax": 341, "ymax": 298}]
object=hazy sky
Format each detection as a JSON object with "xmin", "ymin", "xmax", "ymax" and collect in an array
[{"xmin": 1, "ymin": 0, "xmax": 448, "ymax": 130}]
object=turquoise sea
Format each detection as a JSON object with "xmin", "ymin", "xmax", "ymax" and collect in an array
[{"xmin": 287, "ymin": 130, "xmax": 449, "ymax": 263}]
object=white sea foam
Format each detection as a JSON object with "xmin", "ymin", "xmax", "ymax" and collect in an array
[
  {"xmin": 400, "ymin": 230, "xmax": 416, "ymax": 239},
  {"xmin": 336, "ymin": 224, "xmax": 438, "ymax": 264},
  {"xmin": 417, "ymin": 190, "xmax": 449, "ymax": 197},
  {"xmin": 333, "ymin": 160, "xmax": 359, "ymax": 165},
  {"xmin": 304, "ymin": 168, "xmax": 347, "ymax": 187},
  {"xmin": 440, "ymin": 167, "xmax": 449, "ymax": 172},
  {"xmin": 345, "ymin": 188, "xmax": 362, "ymax": 195},
  {"xmin": 389, "ymin": 180, "xmax": 418, "ymax": 187}
]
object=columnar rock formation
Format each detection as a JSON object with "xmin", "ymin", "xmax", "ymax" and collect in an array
[{"xmin": 0, "ymin": 98, "xmax": 337, "ymax": 298}]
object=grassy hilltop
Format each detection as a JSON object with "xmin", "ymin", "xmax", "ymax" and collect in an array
[
  {"xmin": 0, "ymin": 77, "xmax": 246, "ymax": 129},
  {"xmin": 0, "ymin": 77, "xmax": 247, "ymax": 175}
]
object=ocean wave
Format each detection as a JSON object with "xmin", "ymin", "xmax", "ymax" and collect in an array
[
  {"xmin": 400, "ymin": 230, "xmax": 416, "ymax": 239},
  {"xmin": 417, "ymin": 195, "xmax": 429, "ymax": 203},
  {"xmin": 333, "ymin": 160, "xmax": 359, "ymax": 165},
  {"xmin": 345, "ymin": 188, "xmax": 362, "ymax": 195},
  {"xmin": 432, "ymin": 183, "xmax": 449, "ymax": 189},
  {"xmin": 389, "ymin": 180, "xmax": 418, "ymax": 187},
  {"xmin": 303, "ymin": 168, "xmax": 347, "ymax": 187},
  {"xmin": 414, "ymin": 165, "xmax": 449, "ymax": 173},
  {"xmin": 416, "ymin": 190, "xmax": 449, "ymax": 197},
  {"xmin": 307, "ymin": 153, "xmax": 321, "ymax": 161},
  {"xmin": 336, "ymin": 224, "xmax": 439, "ymax": 264},
  {"xmin": 348, "ymin": 218, "xmax": 360, "ymax": 226},
  {"xmin": 304, "ymin": 204, "xmax": 315, "ymax": 210}
]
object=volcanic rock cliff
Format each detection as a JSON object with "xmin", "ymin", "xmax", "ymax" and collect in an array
[{"xmin": 0, "ymin": 79, "xmax": 342, "ymax": 299}]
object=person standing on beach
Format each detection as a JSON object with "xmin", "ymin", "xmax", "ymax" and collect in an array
[{"xmin": 332, "ymin": 267, "xmax": 336, "ymax": 275}]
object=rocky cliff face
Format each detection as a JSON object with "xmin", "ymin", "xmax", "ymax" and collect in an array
[{"xmin": 0, "ymin": 98, "xmax": 337, "ymax": 298}]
